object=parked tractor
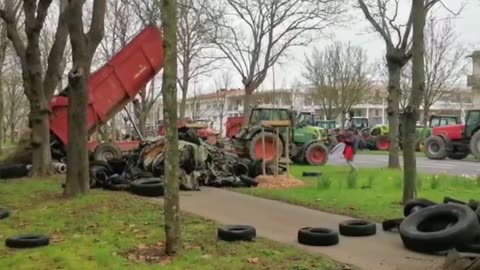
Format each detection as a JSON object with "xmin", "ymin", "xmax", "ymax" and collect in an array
[
  {"xmin": 231, "ymin": 105, "xmax": 329, "ymax": 165},
  {"xmin": 315, "ymin": 120, "xmax": 337, "ymax": 132},
  {"xmin": 367, "ymin": 124, "xmax": 390, "ymax": 151},
  {"xmin": 424, "ymin": 110, "xmax": 479, "ymax": 160}
]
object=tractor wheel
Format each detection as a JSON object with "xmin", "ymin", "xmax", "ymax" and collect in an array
[
  {"xmin": 93, "ymin": 143, "xmax": 122, "ymax": 162},
  {"xmin": 470, "ymin": 131, "xmax": 480, "ymax": 159},
  {"xmin": 248, "ymin": 132, "xmax": 283, "ymax": 162},
  {"xmin": 304, "ymin": 143, "xmax": 328, "ymax": 166},
  {"xmin": 424, "ymin": 136, "xmax": 447, "ymax": 160},
  {"xmin": 374, "ymin": 135, "xmax": 390, "ymax": 151},
  {"xmin": 447, "ymin": 151, "xmax": 469, "ymax": 160}
]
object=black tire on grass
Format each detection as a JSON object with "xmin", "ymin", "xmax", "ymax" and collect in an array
[
  {"xmin": 130, "ymin": 178, "xmax": 164, "ymax": 197},
  {"xmin": 382, "ymin": 218, "xmax": 404, "ymax": 231},
  {"xmin": 302, "ymin": 171, "xmax": 322, "ymax": 177},
  {"xmin": 339, "ymin": 220, "xmax": 377, "ymax": 236},
  {"xmin": 5, "ymin": 235, "xmax": 49, "ymax": 248},
  {"xmin": 297, "ymin": 227, "xmax": 339, "ymax": 246},
  {"xmin": 399, "ymin": 204, "xmax": 479, "ymax": 253},
  {"xmin": 218, "ymin": 225, "xmax": 256, "ymax": 242}
]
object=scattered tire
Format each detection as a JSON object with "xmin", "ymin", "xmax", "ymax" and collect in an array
[
  {"xmin": 0, "ymin": 164, "xmax": 29, "ymax": 179},
  {"xmin": 297, "ymin": 227, "xmax": 339, "ymax": 246},
  {"xmin": 248, "ymin": 132, "xmax": 283, "ymax": 162},
  {"xmin": 302, "ymin": 171, "xmax": 322, "ymax": 177},
  {"xmin": 130, "ymin": 178, "xmax": 164, "ymax": 197},
  {"xmin": 403, "ymin": 198, "xmax": 436, "ymax": 217},
  {"xmin": 5, "ymin": 235, "xmax": 49, "ymax": 248},
  {"xmin": 447, "ymin": 151, "xmax": 469, "ymax": 160},
  {"xmin": 399, "ymin": 203, "xmax": 479, "ymax": 253},
  {"xmin": 304, "ymin": 143, "xmax": 328, "ymax": 166},
  {"xmin": 424, "ymin": 136, "xmax": 447, "ymax": 160},
  {"xmin": 470, "ymin": 131, "xmax": 480, "ymax": 159},
  {"xmin": 339, "ymin": 220, "xmax": 377, "ymax": 236},
  {"xmin": 93, "ymin": 143, "xmax": 122, "ymax": 162},
  {"xmin": 0, "ymin": 208, "xmax": 10, "ymax": 220},
  {"xmin": 108, "ymin": 158, "xmax": 127, "ymax": 175},
  {"xmin": 218, "ymin": 225, "xmax": 256, "ymax": 242},
  {"xmin": 382, "ymin": 218, "xmax": 403, "ymax": 231}
]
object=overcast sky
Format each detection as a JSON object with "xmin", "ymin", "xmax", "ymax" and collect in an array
[{"xmin": 193, "ymin": 0, "xmax": 480, "ymax": 95}]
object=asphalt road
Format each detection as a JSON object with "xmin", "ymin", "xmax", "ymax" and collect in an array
[{"xmin": 329, "ymin": 154, "xmax": 480, "ymax": 176}]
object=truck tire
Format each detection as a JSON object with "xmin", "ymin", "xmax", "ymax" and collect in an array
[
  {"xmin": 248, "ymin": 132, "xmax": 283, "ymax": 162},
  {"xmin": 399, "ymin": 204, "xmax": 479, "ymax": 253},
  {"xmin": 374, "ymin": 135, "xmax": 390, "ymax": 151},
  {"xmin": 424, "ymin": 136, "xmax": 447, "ymax": 160},
  {"xmin": 304, "ymin": 143, "xmax": 328, "ymax": 166},
  {"xmin": 447, "ymin": 151, "xmax": 469, "ymax": 160},
  {"xmin": 218, "ymin": 225, "xmax": 256, "ymax": 242},
  {"xmin": 93, "ymin": 143, "xmax": 122, "ymax": 162},
  {"xmin": 470, "ymin": 131, "xmax": 480, "ymax": 159},
  {"xmin": 297, "ymin": 227, "xmax": 339, "ymax": 246}
]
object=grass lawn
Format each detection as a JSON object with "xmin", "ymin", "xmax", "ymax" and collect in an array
[
  {"xmin": 358, "ymin": 150, "xmax": 478, "ymax": 161},
  {"xmin": 0, "ymin": 177, "xmax": 343, "ymax": 270},
  {"xmin": 238, "ymin": 165, "xmax": 480, "ymax": 222}
]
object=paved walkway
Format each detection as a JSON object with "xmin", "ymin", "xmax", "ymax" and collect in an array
[{"xmin": 176, "ymin": 188, "xmax": 443, "ymax": 270}]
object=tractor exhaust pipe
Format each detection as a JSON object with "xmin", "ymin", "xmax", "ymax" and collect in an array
[{"xmin": 53, "ymin": 162, "xmax": 67, "ymax": 174}]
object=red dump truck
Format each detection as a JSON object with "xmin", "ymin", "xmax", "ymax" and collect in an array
[{"xmin": 49, "ymin": 26, "xmax": 165, "ymax": 161}]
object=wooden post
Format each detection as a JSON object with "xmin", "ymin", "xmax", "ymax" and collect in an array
[
  {"xmin": 286, "ymin": 126, "xmax": 290, "ymax": 177},
  {"xmin": 275, "ymin": 127, "xmax": 280, "ymax": 176},
  {"xmin": 262, "ymin": 127, "xmax": 266, "ymax": 175}
]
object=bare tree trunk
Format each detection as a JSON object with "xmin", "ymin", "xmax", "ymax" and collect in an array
[
  {"xmin": 0, "ymin": 88, "xmax": 3, "ymax": 154},
  {"xmin": 243, "ymin": 90, "xmax": 254, "ymax": 115},
  {"xmin": 179, "ymin": 81, "xmax": 188, "ymax": 120},
  {"xmin": 423, "ymin": 106, "xmax": 429, "ymax": 127},
  {"xmin": 139, "ymin": 112, "xmax": 147, "ymax": 137},
  {"xmin": 386, "ymin": 62, "xmax": 402, "ymax": 169},
  {"xmin": 162, "ymin": 0, "xmax": 182, "ymax": 256},
  {"xmin": 403, "ymin": 0, "xmax": 426, "ymax": 203},
  {"xmin": 29, "ymin": 99, "xmax": 53, "ymax": 176},
  {"xmin": 341, "ymin": 112, "xmax": 346, "ymax": 128},
  {"xmin": 64, "ymin": 0, "xmax": 106, "ymax": 197}
]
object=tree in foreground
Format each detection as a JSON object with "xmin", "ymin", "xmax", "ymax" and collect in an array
[
  {"xmin": 0, "ymin": 0, "xmax": 69, "ymax": 176},
  {"xmin": 64, "ymin": 0, "xmax": 106, "ymax": 197},
  {"xmin": 161, "ymin": 0, "xmax": 182, "ymax": 255}
]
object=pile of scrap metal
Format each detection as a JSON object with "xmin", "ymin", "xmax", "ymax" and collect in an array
[{"xmin": 89, "ymin": 127, "xmax": 270, "ymax": 192}]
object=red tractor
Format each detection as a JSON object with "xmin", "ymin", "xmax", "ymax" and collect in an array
[{"xmin": 424, "ymin": 109, "xmax": 480, "ymax": 160}]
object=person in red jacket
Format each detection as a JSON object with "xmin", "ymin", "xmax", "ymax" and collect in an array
[{"xmin": 337, "ymin": 129, "xmax": 358, "ymax": 173}]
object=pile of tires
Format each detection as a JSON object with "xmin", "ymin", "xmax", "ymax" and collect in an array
[{"xmin": 397, "ymin": 197, "xmax": 480, "ymax": 254}]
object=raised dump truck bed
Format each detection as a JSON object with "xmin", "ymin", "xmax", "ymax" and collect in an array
[{"xmin": 48, "ymin": 26, "xmax": 164, "ymax": 156}]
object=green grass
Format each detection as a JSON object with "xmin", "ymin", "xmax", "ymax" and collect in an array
[
  {"xmin": 238, "ymin": 165, "xmax": 480, "ymax": 222},
  {"xmin": 0, "ymin": 177, "xmax": 343, "ymax": 270},
  {"xmin": 358, "ymin": 150, "xmax": 478, "ymax": 161}
]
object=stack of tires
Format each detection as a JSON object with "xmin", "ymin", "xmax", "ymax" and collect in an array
[{"xmin": 398, "ymin": 197, "xmax": 480, "ymax": 254}]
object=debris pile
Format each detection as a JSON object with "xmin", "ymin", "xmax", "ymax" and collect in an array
[
  {"xmin": 255, "ymin": 175, "xmax": 305, "ymax": 189},
  {"xmin": 89, "ymin": 127, "xmax": 274, "ymax": 191}
]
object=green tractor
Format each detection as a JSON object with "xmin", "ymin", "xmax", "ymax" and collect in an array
[
  {"xmin": 315, "ymin": 120, "xmax": 337, "ymax": 131},
  {"xmin": 368, "ymin": 124, "xmax": 390, "ymax": 151},
  {"xmin": 231, "ymin": 105, "xmax": 329, "ymax": 165}
]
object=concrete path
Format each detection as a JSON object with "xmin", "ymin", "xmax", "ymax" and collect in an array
[
  {"xmin": 176, "ymin": 187, "xmax": 443, "ymax": 270},
  {"xmin": 330, "ymin": 154, "xmax": 480, "ymax": 176}
]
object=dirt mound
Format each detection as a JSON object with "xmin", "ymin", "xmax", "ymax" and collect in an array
[{"xmin": 255, "ymin": 175, "xmax": 305, "ymax": 189}]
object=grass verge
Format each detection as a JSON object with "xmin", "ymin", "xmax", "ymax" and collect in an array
[
  {"xmin": 0, "ymin": 177, "xmax": 343, "ymax": 270},
  {"xmin": 358, "ymin": 150, "xmax": 478, "ymax": 161},
  {"xmin": 237, "ymin": 165, "xmax": 480, "ymax": 222}
]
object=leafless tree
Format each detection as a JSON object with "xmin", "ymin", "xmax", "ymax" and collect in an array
[
  {"xmin": 0, "ymin": 0, "xmax": 69, "ymax": 176},
  {"xmin": 178, "ymin": 0, "xmax": 218, "ymax": 120},
  {"xmin": 304, "ymin": 42, "xmax": 370, "ymax": 126},
  {"xmin": 99, "ymin": 1, "xmax": 138, "ymax": 141},
  {"xmin": 133, "ymin": 78, "xmax": 163, "ymax": 136},
  {"xmin": 64, "ymin": 0, "xmax": 106, "ymax": 197},
  {"xmin": 209, "ymin": 0, "xmax": 344, "ymax": 113},
  {"xmin": 214, "ymin": 71, "xmax": 231, "ymax": 135},
  {"xmin": 402, "ymin": 0, "xmax": 427, "ymax": 203},
  {"xmin": 0, "ymin": 20, "xmax": 8, "ymax": 154},
  {"xmin": 3, "ymin": 72, "xmax": 28, "ymax": 142},
  {"xmin": 161, "ymin": 0, "xmax": 183, "ymax": 255},
  {"xmin": 357, "ymin": 0, "xmax": 443, "ymax": 168},
  {"xmin": 422, "ymin": 16, "xmax": 467, "ymax": 125}
]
